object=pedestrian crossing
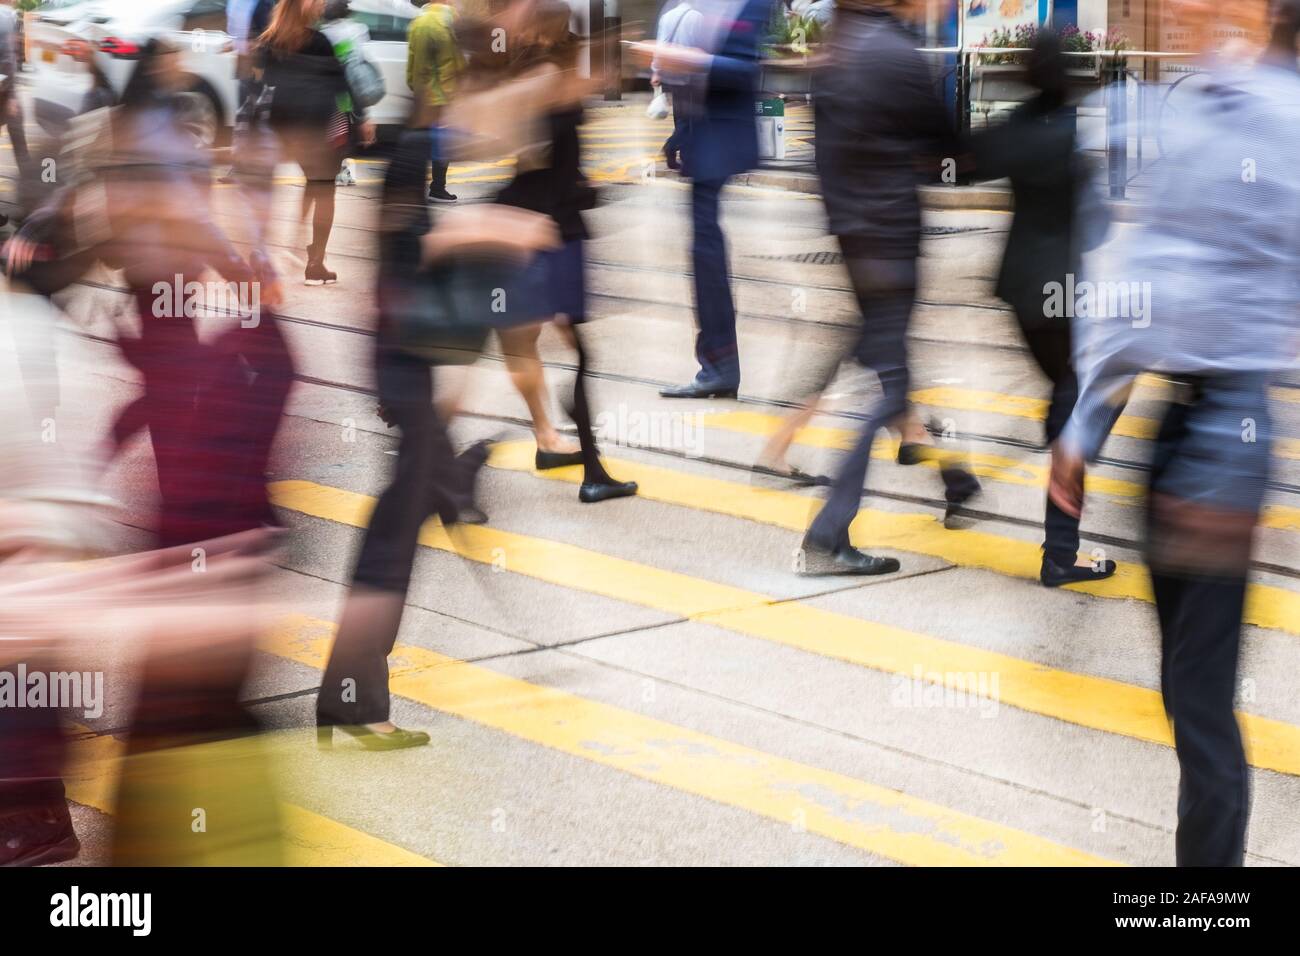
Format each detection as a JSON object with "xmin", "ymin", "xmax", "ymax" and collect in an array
[
  {"xmin": 267, "ymin": 473, "xmax": 1300, "ymax": 777},
  {"xmin": 59, "ymin": 415, "xmax": 1300, "ymax": 865},
  {"xmin": 474, "ymin": 440, "xmax": 1300, "ymax": 635},
  {"xmin": 697, "ymin": 408, "xmax": 1300, "ymax": 533},
  {"xmin": 259, "ymin": 615, "xmax": 1113, "ymax": 867}
]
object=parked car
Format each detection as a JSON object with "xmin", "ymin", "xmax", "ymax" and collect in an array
[{"xmin": 25, "ymin": 0, "xmax": 423, "ymax": 147}]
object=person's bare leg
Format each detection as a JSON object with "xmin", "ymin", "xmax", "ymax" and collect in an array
[
  {"xmin": 757, "ymin": 397, "xmax": 821, "ymax": 472},
  {"xmin": 897, "ymin": 408, "xmax": 929, "ymax": 446},
  {"xmin": 499, "ymin": 323, "xmax": 579, "ymax": 454}
]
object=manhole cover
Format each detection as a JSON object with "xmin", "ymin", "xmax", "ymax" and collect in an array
[
  {"xmin": 747, "ymin": 251, "xmax": 844, "ymax": 265},
  {"xmin": 922, "ymin": 225, "xmax": 989, "ymax": 237}
]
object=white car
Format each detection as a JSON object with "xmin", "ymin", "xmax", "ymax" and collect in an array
[{"xmin": 25, "ymin": 0, "xmax": 422, "ymax": 147}]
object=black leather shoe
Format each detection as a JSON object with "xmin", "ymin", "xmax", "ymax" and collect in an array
[
  {"xmin": 318, "ymin": 725, "xmax": 431, "ymax": 751},
  {"xmin": 579, "ymin": 479, "xmax": 639, "ymax": 503},
  {"xmin": 1041, "ymin": 556, "xmax": 1118, "ymax": 588},
  {"xmin": 941, "ymin": 469, "xmax": 982, "ymax": 529},
  {"xmin": 535, "ymin": 449, "xmax": 584, "ymax": 470},
  {"xmin": 659, "ymin": 378, "xmax": 739, "ymax": 400},
  {"xmin": 897, "ymin": 443, "xmax": 926, "ymax": 466},
  {"xmin": 799, "ymin": 540, "xmax": 901, "ymax": 576}
]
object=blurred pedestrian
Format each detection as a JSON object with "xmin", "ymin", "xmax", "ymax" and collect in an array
[
  {"xmin": 633, "ymin": 0, "xmax": 769, "ymax": 399},
  {"xmin": 497, "ymin": 0, "xmax": 637, "ymax": 501},
  {"xmin": 257, "ymin": 0, "xmax": 375, "ymax": 285},
  {"xmin": 407, "ymin": 0, "xmax": 466, "ymax": 202},
  {"xmin": 0, "ymin": 0, "xmax": 32, "ymax": 224},
  {"xmin": 1051, "ymin": 0, "xmax": 1299, "ymax": 866},
  {"xmin": 316, "ymin": 95, "xmax": 558, "ymax": 749},
  {"xmin": 798, "ymin": 0, "xmax": 979, "ymax": 576},
  {"xmin": 971, "ymin": 30, "xmax": 1117, "ymax": 588},
  {"xmin": 651, "ymin": 0, "xmax": 702, "ymax": 171}
]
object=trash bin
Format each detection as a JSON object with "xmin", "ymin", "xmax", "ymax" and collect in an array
[{"xmin": 756, "ymin": 98, "xmax": 786, "ymax": 161}]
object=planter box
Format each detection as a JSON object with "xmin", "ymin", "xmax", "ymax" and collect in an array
[
  {"xmin": 972, "ymin": 62, "xmax": 1110, "ymax": 104},
  {"xmin": 759, "ymin": 55, "xmax": 814, "ymax": 97}
]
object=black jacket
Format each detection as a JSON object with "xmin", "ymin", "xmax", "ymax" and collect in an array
[
  {"xmin": 814, "ymin": 8, "xmax": 955, "ymax": 257},
  {"xmin": 972, "ymin": 97, "xmax": 1082, "ymax": 325},
  {"xmin": 258, "ymin": 29, "xmax": 351, "ymax": 131}
]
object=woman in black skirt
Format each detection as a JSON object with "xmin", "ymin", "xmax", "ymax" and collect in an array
[
  {"xmin": 495, "ymin": 2, "xmax": 637, "ymax": 503},
  {"xmin": 257, "ymin": 0, "xmax": 374, "ymax": 286}
]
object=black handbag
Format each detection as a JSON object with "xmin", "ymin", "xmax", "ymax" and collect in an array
[{"xmin": 386, "ymin": 252, "xmax": 533, "ymax": 366}]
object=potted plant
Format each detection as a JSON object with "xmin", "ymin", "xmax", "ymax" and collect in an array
[
  {"xmin": 764, "ymin": 8, "xmax": 825, "ymax": 59},
  {"xmin": 972, "ymin": 23, "xmax": 1129, "ymax": 103},
  {"xmin": 972, "ymin": 23, "xmax": 1039, "ymax": 102}
]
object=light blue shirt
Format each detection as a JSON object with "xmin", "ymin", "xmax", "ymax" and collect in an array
[
  {"xmin": 654, "ymin": 1, "xmax": 702, "ymax": 86},
  {"xmin": 1064, "ymin": 60, "xmax": 1300, "ymax": 462}
]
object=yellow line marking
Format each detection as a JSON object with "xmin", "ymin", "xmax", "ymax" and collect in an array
[
  {"xmin": 65, "ymin": 726, "xmax": 439, "ymax": 866},
  {"xmin": 698, "ymin": 409, "xmax": 1300, "ymax": 532},
  {"xmin": 910, "ymin": 385, "xmax": 1300, "ymax": 462},
  {"xmin": 269, "ymin": 478, "xmax": 1300, "ymax": 777},
  {"xmin": 482, "ymin": 440, "xmax": 1300, "ymax": 637},
  {"xmin": 263, "ymin": 615, "xmax": 1115, "ymax": 866}
]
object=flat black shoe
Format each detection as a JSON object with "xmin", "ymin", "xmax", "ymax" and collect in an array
[
  {"xmin": 1041, "ymin": 556, "xmax": 1118, "ymax": 588},
  {"xmin": 751, "ymin": 463, "xmax": 831, "ymax": 487},
  {"xmin": 941, "ymin": 469, "xmax": 982, "ymax": 529},
  {"xmin": 659, "ymin": 379, "xmax": 739, "ymax": 400},
  {"xmin": 897, "ymin": 443, "xmax": 926, "ymax": 466},
  {"xmin": 799, "ymin": 540, "xmax": 900, "ymax": 576},
  {"xmin": 428, "ymin": 188, "xmax": 458, "ymax": 203},
  {"xmin": 579, "ymin": 479, "xmax": 638, "ymax": 503},
  {"xmin": 318, "ymin": 725, "xmax": 431, "ymax": 751},
  {"xmin": 535, "ymin": 449, "xmax": 584, "ymax": 470}
]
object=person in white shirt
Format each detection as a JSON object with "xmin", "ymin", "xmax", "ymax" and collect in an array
[{"xmin": 651, "ymin": 0, "xmax": 702, "ymax": 169}]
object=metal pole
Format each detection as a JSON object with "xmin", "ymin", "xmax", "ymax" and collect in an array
[{"xmin": 1106, "ymin": 56, "xmax": 1127, "ymax": 200}]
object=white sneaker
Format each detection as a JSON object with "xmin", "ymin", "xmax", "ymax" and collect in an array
[{"xmin": 335, "ymin": 160, "xmax": 357, "ymax": 187}]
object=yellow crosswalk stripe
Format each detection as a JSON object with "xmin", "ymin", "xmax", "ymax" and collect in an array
[
  {"xmin": 909, "ymin": 385, "xmax": 1300, "ymax": 461},
  {"xmin": 269, "ymin": 477, "xmax": 1300, "ymax": 777},
  {"xmin": 698, "ymin": 409, "xmax": 1300, "ymax": 532},
  {"xmin": 64, "ymin": 727, "xmax": 439, "ymax": 866},
  {"xmin": 482, "ymin": 441, "xmax": 1300, "ymax": 637},
  {"xmin": 262, "ymin": 615, "xmax": 1115, "ymax": 866}
]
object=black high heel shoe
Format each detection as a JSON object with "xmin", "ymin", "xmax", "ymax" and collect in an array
[{"xmin": 317, "ymin": 725, "xmax": 431, "ymax": 751}]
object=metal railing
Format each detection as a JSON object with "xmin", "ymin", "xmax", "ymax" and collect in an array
[{"xmin": 937, "ymin": 48, "xmax": 1200, "ymax": 200}]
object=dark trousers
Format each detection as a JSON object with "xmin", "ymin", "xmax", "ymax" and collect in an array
[
  {"xmin": 317, "ymin": 349, "xmax": 469, "ymax": 725},
  {"xmin": 1144, "ymin": 376, "xmax": 1270, "ymax": 866},
  {"xmin": 664, "ymin": 84, "xmax": 689, "ymax": 162},
  {"xmin": 1014, "ymin": 309, "xmax": 1082, "ymax": 565},
  {"xmin": 691, "ymin": 178, "xmax": 739, "ymax": 385},
  {"xmin": 807, "ymin": 242, "xmax": 915, "ymax": 550},
  {"xmin": 1152, "ymin": 569, "xmax": 1249, "ymax": 866},
  {"xmin": 0, "ymin": 657, "xmax": 74, "ymax": 861},
  {"xmin": 428, "ymin": 159, "xmax": 449, "ymax": 194}
]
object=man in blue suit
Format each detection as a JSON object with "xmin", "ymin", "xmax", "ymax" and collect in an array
[{"xmin": 635, "ymin": 0, "xmax": 769, "ymax": 398}]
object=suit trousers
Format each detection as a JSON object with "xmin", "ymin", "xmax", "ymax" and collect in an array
[
  {"xmin": 806, "ymin": 240, "xmax": 916, "ymax": 551},
  {"xmin": 690, "ymin": 178, "xmax": 740, "ymax": 385}
]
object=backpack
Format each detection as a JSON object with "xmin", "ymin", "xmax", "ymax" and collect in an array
[{"xmin": 328, "ymin": 25, "xmax": 385, "ymax": 110}]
